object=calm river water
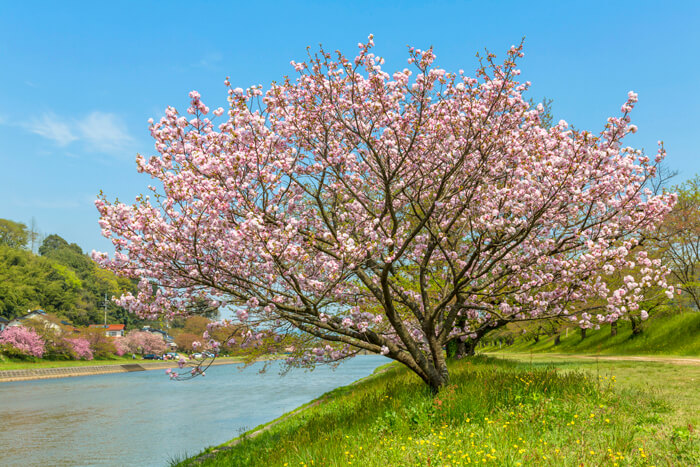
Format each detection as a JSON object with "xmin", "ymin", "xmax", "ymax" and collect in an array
[{"xmin": 0, "ymin": 355, "xmax": 387, "ymax": 466}]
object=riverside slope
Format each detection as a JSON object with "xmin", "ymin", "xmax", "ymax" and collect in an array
[{"xmin": 0, "ymin": 358, "xmax": 243, "ymax": 382}]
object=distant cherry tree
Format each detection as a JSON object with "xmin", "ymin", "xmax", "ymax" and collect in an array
[
  {"xmin": 122, "ymin": 330, "xmax": 167, "ymax": 355},
  {"xmin": 0, "ymin": 326, "xmax": 45, "ymax": 358},
  {"xmin": 95, "ymin": 38, "xmax": 675, "ymax": 391},
  {"xmin": 67, "ymin": 338, "xmax": 94, "ymax": 360}
]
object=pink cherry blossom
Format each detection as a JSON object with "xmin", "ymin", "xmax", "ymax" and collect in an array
[
  {"xmin": 95, "ymin": 38, "xmax": 675, "ymax": 391},
  {"xmin": 67, "ymin": 338, "xmax": 93, "ymax": 360},
  {"xmin": 0, "ymin": 326, "xmax": 45, "ymax": 358}
]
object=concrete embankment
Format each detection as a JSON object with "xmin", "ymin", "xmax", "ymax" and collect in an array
[{"xmin": 0, "ymin": 359, "xmax": 243, "ymax": 383}]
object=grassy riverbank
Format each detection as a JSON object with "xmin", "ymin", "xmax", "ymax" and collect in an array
[
  {"xmin": 174, "ymin": 356, "xmax": 698, "ymax": 466},
  {"xmin": 0, "ymin": 354, "xmax": 135, "ymax": 370},
  {"xmin": 0, "ymin": 355, "xmax": 248, "ymax": 372},
  {"xmin": 481, "ymin": 312, "xmax": 700, "ymax": 356}
]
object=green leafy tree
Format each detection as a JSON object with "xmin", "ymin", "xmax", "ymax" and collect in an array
[
  {"xmin": 37, "ymin": 234, "xmax": 139, "ymax": 325},
  {"xmin": 654, "ymin": 175, "xmax": 700, "ymax": 310},
  {"xmin": 0, "ymin": 234, "xmax": 140, "ymax": 327},
  {"xmin": 0, "ymin": 219, "xmax": 30, "ymax": 249}
]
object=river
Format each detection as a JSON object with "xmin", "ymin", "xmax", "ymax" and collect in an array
[{"xmin": 0, "ymin": 355, "xmax": 387, "ymax": 466}]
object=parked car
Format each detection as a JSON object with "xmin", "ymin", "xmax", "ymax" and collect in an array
[
  {"xmin": 191, "ymin": 353, "xmax": 203, "ymax": 359},
  {"xmin": 165, "ymin": 352, "xmax": 180, "ymax": 360},
  {"xmin": 143, "ymin": 354, "xmax": 163, "ymax": 360}
]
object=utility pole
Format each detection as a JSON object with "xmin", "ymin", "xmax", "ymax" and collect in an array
[
  {"xmin": 103, "ymin": 293, "xmax": 108, "ymax": 326},
  {"xmin": 29, "ymin": 217, "xmax": 39, "ymax": 253}
]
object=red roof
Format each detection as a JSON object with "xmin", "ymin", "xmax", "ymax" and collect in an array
[{"xmin": 89, "ymin": 324, "xmax": 125, "ymax": 331}]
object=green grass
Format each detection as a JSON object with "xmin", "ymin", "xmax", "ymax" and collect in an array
[
  {"xmin": 487, "ymin": 354, "xmax": 699, "ymax": 428},
  {"xmin": 482, "ymin": 312, "xmax": 700, "ymax": 356},
  {"xmin": 175, "ymin": 356, "xmax": 699, "ymax": 466}
]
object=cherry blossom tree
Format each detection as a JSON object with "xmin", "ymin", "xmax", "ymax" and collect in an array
[
  {"xmin": 121, "ymin": 330, "xmax": 167, "ymax": 355},
  {"xmin": 67, "ymin": 338, "xmax": 94, "ymax": 360},
  {"xmin": 95, "ymin": 38, "xmax": 675, "ymax": 392},
  {"xmin": 0, "ymin": 326, "xmax": 45, "ymax": 358},
  {"xmin": 113, "ymin": 336, "xmax": 128, "ymax": 356}
]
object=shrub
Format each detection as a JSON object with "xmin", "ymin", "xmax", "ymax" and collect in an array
[
  {"xmin": 42, "ymin": 338, "xmax": 77, "ymax": 360},
  {"xmin": 80, "ymin": 327, "xmax": 117, "ymax": 359}
]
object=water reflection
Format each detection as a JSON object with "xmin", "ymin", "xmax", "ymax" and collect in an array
[{"xmin": 0, "ymin": 355, "xmax": 387, "ymax": 466}]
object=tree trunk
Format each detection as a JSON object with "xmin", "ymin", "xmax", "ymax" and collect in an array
[
  {"xmin": 630, "ymin": 317, "xmax": 642, "ymax": 335},
  {"xmin": 610, "ymin": 321, "xmax": 618, "ymax": 337},
  {"xmin": 425, "ymin": 360, "xmax": 450, "ymax": 394},
  {"xmin": 580, "ymin": 328, "xmax": 587, "ymax": 340},
  {"xmin": 465, "ymin": 338, "xmax": 479, "ymax": 356},
  {"xmin": 554, "ymin": 334, "xmax": 561, "ymax": 346}
]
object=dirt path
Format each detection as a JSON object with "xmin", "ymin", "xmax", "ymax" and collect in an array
[{"xmin": 488, "ymin": 352, "xmax": 700, "ymax": 366}]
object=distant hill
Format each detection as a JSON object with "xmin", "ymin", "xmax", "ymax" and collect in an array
[{"xmin": 0, "ymin": 219, "xmax": 140, "ymax": 327}]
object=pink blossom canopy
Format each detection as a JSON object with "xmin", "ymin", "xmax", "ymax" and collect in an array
[{"xmin": 94, "ymin": 38, "xmax": 674, "ymax": 390}]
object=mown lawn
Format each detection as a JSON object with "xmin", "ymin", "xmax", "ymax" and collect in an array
[{"xmin": 174, "ymin": 356, "xmax": 699, "ymax": 466}]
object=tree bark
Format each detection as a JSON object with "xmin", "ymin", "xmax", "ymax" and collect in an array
[
  {"xmin": 465, "ymin": 338, "xmax": 479, "ymax": 356},
  {"xmin": 610, "ymin": 321, "xmax": 618, "ymax": 337},
  {"xmin": 426, "ymin": 360, "xmax": 450, "ymax": 394},
  {"xmin": 580, "ymin": 328, "xmax": 587, "ymax": 340},
  {"xmin": 630, "ymin": 317, "xmax": 642, "ymax": 335},
  {"xmin": 554, "ymin": 334, "xmax": 561, "ymax": 346}
]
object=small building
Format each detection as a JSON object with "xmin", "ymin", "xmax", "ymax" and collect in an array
[
  {"xmin": 7, "ymin": 310, "xmax": 61, "ymax": 332},
  {"xmin": 89, "ymin": 324, "xmax": 125, "ymax": 337},
  {"xmin": 141, "ymin": 326, "xmax": 174, "ymax": 343}
]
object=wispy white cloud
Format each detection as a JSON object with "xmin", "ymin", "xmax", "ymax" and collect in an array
[
  {"xmin": 21, "ymin": 111, "xmax": 133, "ymax": 156},
  {"xmin": 29, "ymin": 113, "xmax": 78, "ymax": 146},
  {"xmin": 76, "ymin": 111, "xmax": 133, "ymax": 153}
]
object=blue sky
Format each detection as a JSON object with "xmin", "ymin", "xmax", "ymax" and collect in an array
[{"xmin": 1, "ymin": 1, "xmax": 698, "ymax": 254}]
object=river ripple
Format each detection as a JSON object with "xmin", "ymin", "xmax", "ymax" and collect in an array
[{"xmin": 0, "ymin": 355, "xmax": 387, "ymax": 466}]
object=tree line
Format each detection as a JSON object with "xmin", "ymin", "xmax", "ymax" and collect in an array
[{"xmin": 0, "ymin": 218, "xmax": 139, "ymax": 327}]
